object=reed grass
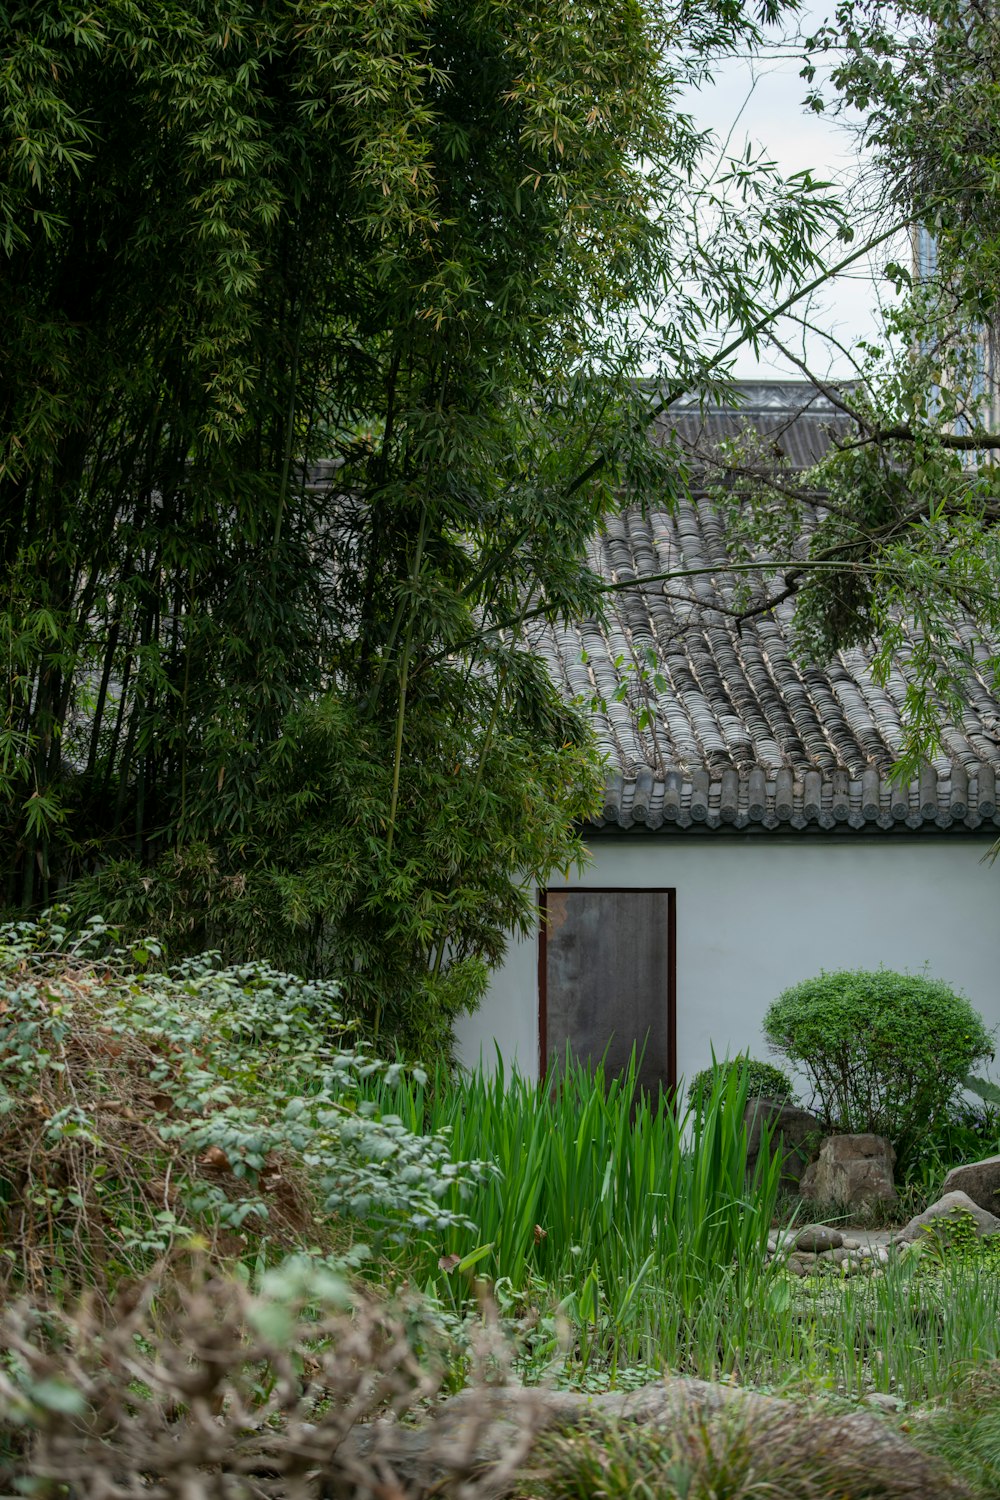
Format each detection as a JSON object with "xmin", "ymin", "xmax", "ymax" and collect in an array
[
  {"xmin": 368, "ymin": 1053, "xmax": 781, "ymax": 1372},
  {"xmin": 361, "ymin": 1056, "xmax": 1000, "ymax": 1404}
]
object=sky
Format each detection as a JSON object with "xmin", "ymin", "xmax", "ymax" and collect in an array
[{"xmin": 682, "ymin": 7, "xmax": 906, "ymax": 380}]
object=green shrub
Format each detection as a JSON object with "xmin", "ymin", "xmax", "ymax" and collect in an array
[
  {"xmin": 0, "ymin": 911, "xmax": 486, "ymax": 1295},
  {"xmin": 687, "ymin": 1055, "xmax": 794, "ymax": 1120},
  {"xmin": 763, "ymin": 969, "xmax": 993, "ymax": 1167}
]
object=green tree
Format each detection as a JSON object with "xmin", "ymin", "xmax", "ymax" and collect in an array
[
  {"xmin": 695, "ymin": 0, "xmax": 1000, "ymax": 779},
  {"xmin": 0, "ymin": 0, "xmax": 846, "ymax": 1051}
]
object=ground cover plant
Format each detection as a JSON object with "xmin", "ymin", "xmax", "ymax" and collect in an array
[
  {"xmin": 913, "ymin": 1359, "xmax": 1000, "ymax": 1497},
  {"xmin": 0, "ymin": 1261, "xmax": 541, "ymax": 1500},
  {"xmin": 0, "ymin": 913, "xmax": 484, "ymax": 1299}
]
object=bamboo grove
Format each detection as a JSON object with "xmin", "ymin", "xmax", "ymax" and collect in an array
[{"xmin": 0, "ymin": 1, "xmax": 845, "ymax": 1051}]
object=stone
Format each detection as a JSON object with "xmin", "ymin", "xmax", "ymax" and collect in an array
[
  {"xmin": 894, "ymin": 1189, "xmax": 1000, "ymax": 1244},
  {"xmin": 941, "ymin": 1154, "xmax": 1000, "ymax": 1217},
  {"xmin": 865, "ymin": 1392, "xmax": 905, "ymax": 1414},
  {"xmin": 744, "ymin": 1096, "xmax": 824, "ymax": 1190},
  {"xmin": 793, "ymin": 1224, "xmax": 844, "ymax": 1254},
  {"xmin": 799, "ymin": 1134, "xmax": 896, "ymax": 1208}
]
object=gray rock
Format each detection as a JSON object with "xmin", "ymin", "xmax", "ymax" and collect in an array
[
  {"xmin": 865, "ymin": 1392, "xmax": 905, "ymax": 1413},
  {"xmin": 745, "ymin": 1097, "xmax": 823, "ymax": 1190},
  {"xmin": 941, "ymin": 1154, "xmax": 1000, "ymax": 1217},
  {"xmin": 894, "ymin": 1189, "xmax": 1000, "ymax": 1244},
  {"xmin": 799, "ymin": 1134, "xmax": 896, "ymax": 1208},
  {"xmin": 793, "ymin": 1224, "xmax": 844, "ymax": 1254}
]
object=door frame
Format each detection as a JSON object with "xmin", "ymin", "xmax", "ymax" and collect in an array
[{"xmin": 537, "ymin": 886, "xmax": 677, "ymax": 1090}]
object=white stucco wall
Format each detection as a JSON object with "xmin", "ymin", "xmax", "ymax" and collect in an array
[{"xmin": 455, "ymin": 834, "xmax": 1000, "ymax": 1089}]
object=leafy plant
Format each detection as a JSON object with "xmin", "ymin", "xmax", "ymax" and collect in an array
[
  {"xmin": 0, "ymin": 913, "xmax": 486, "ymax": 1297},
  {"xmin": 687, "ymin": 1055, "xmax": 795, "ymax": 1122},
  {"xmin": 763, "ymin": 969, "xmax": 993, "ymax": 1169}
]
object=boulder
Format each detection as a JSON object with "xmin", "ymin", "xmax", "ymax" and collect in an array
[
  {"xmin": 792, "ymin": 1224, "xmax": 843, "ymax": 1254},
  {"xmin": 941, "ymin": 1154, "xmax": 1000, "ymax": 1217},
  {"xmin": 799, "ymin": 1134, "xmax": 896, "ymax": 1208},
  {"xmin": 894, "ymin": 1189, "xmax": 1000, "ymax": 1244},
  {"xmin": 744, "ymin": 1096, "xmax": 823, "ymax": 1189}
]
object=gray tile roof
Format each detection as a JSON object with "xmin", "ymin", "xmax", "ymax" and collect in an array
[{"xmin": 534, "ymin": 382, "xmax": 1000, "ymax": 833}]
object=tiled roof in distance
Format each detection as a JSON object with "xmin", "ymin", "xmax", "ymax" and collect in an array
[{"xmin": 533, "ymin": 381, "xmax": 1000, "ymax": 832}]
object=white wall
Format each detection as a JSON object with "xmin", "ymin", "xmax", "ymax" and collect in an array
[{"xmin": 455, "ymin": 835, "xmax": 1000, "ymax": 1088}]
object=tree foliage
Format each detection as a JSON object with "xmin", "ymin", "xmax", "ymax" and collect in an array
[
  {"xmin": 695, "ymin": 0, "xmax": 1000, "ymax": 778},
  {"xmin": 0, "ymin": 1, "xmax": 847, "ymax": 1049}
]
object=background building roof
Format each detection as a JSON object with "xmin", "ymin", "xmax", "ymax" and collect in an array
[{"xmin": 531, "ymin": 382, "xmax": 1000, "ymax": 833}]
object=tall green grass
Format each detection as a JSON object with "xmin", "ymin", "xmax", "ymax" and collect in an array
[
  {"xmin": 359, "ymin": 1057, "xmax": 1000, "ymax": 1403},
  {"xmin": 369, "ymin": 1053, "xmax": 782, "ymax": 1372}
]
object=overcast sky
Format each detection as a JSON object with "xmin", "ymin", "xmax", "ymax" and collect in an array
[{"xmin": 683, "ymin": 8, "xmax": 904, "ymax": 380}]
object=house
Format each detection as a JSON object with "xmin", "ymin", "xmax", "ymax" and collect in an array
[{"xmin": 455, "ymin": 381, "xmax": 1000, "ymax": 1094}]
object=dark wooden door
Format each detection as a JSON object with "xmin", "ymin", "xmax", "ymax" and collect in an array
[{"xmin": 539, "ymin": 888, "xmax": 676, "ymax": 1095}]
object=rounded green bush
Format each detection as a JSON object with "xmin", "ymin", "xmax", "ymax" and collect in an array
[
  {"xmin": 687, "ymin": 1054, "xmax": 794, "ymax": 1120},
  {"xmin": 763, "ymin": 970, "xmax": 994, "ymax": 1164}
]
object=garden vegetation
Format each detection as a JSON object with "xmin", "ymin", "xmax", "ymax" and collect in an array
[
  {"xmin": 7, "ymin": 0, "xmax": 1000, "ymax": 1494},
  {"xmin": 4, "ymin": 920, "xmax": 1000, "ymax": 1494}
]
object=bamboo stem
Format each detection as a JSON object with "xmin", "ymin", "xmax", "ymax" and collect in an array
[{"xmin": 385, "ymin": 507, "xmax": 428, "ymax": 859}]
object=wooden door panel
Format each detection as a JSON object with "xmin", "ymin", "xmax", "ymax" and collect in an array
[{"xmin": 540, "ymin": 888, "xmax": 675, "ymax": 1096}]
